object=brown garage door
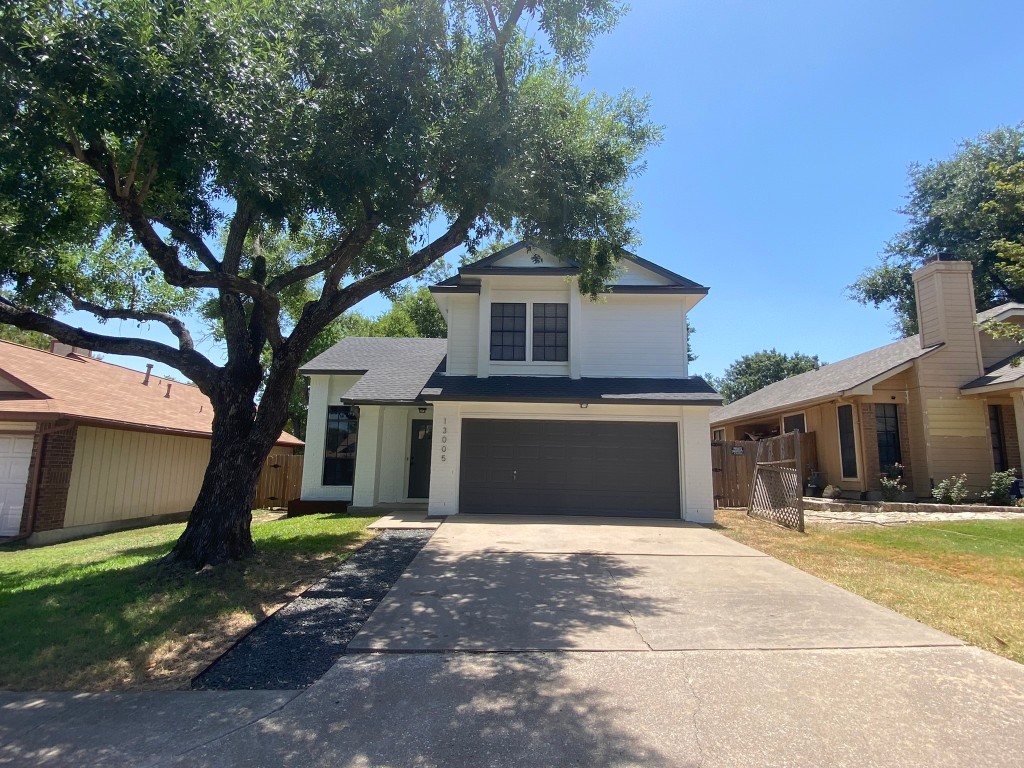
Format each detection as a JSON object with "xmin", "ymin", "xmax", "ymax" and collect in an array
[{"xmin": 459, "ymin": 419, "xmax": 680, "ymax": 518}]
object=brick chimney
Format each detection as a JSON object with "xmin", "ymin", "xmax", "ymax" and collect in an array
[{"xmin": 911, "ymin": 257, "xmax": 983, "ymax": 373}]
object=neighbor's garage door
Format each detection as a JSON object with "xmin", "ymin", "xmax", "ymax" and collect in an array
[
  {"xmin": 459, "ymin": 419, "xmax": 680, "ymax": 518},
  {"xmin": 0, "ymin": 435, "xmax": 33, "ymax": 536}
]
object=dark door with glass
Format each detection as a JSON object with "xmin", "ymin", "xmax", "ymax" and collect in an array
[{"xmin": 407, "ymin": 419, "xmax": 433, "ymax": 498}]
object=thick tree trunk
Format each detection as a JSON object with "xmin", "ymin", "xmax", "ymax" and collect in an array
[{"xmin": 168, "ymin": 376, "xmax": 290, "ymax": 568}]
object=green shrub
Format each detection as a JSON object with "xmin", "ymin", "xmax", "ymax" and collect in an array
[
  {"xmin": 932, "ymin": 474, "xmax": 970, "ymax": 505},
  {"xmin": 879, "ymin": 463, "xmax": 906, "ymax": 502},
  {"xmin": 981, "ymin": 469, "xmax": 1018, "ymax": 507}
]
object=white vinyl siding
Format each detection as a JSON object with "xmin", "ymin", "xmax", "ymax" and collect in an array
[
  {"xmin": 579, "ymin": 296, "xmax": 688, "ymax": 378},
  {"xmin": 445, "ymin": 295, "xmax": 479, "ymax": 375},
  {"xmin": 63, "ymin": 427, "xmax": 210, "ymax": 528}
]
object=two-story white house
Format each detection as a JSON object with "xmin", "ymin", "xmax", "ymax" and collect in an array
[{"xmin": 298, "ymin": 242, "xmax": 721, "ymax": 521}]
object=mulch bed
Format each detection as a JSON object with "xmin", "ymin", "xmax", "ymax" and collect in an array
[{"xmin": 192, "ymin": 529, "xmax": 432, "ymax": 690}]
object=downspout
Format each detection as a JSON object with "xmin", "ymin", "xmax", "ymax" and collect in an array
[{"xmin": 7, "ymin": 421, "xmax": 76, "ymax": 543}]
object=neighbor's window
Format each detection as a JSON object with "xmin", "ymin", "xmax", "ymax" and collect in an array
[
  {"xmin": 532, "ymin": 303, "xmax": 569, "ymax": 361},
  {"xmin": 875, "ymin": 404, "xmax": 902, "ymax": 473},
  {"xmin": 837, "ymin": 404, "xmax": 858, "ymax": 479},
  {"xmin": 490, "ymin": 303, "xmax": 526, "ymax": 361},
  {"xmin": 323, "ymin": 405, "xmax": 358, "ymax": 486},
  {"xmin": 782, "ymin": 413, "xmax": 806, "ymax": 434},
  {"xmin": 990, "ymin": 405, "xmax": 1007, "ymax": 472},
  {"xmin": 712, "ymin": 429, "xmax": 725, "ymax": 441}
]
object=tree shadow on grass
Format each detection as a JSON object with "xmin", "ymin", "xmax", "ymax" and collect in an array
[{"xmin": 0, "ymin": 528, "xmax": 368, "ymax": 691}]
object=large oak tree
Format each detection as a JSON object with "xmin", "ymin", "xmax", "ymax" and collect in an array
[
  {"xmin": 850, "ymin": 125, "xmax": 1024, "ymax": 335},
  {"xmin": 0, "ymin": 0, "xmax": 658, "ymax": 566}
]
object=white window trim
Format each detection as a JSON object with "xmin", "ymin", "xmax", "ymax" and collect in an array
[{"xmin": 489, "ymin": 299, "xmax": 569, "ymax": 365}]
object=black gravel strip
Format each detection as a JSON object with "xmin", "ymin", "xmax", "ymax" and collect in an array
[{"xmin": 192, "ymin": 529, "xmax": 432, "ymax": 690}]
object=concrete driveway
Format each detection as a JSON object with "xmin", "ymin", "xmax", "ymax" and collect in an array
[{"xmin": 3, "ymin": 516, "xmax": 1024, "ymax": 767}]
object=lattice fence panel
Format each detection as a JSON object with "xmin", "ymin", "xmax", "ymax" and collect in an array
[{"xmin": 747, "ymin": 433, "xmax": 805, "ymax": 531}]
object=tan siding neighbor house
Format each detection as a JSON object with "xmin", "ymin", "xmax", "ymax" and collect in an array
[
  {"xmin": 0, "ymin": 342, "xmax": 302, "ymax": 544},
  {"xmin": 711, "ymin": 258, "xmax": 1024, "ymax": 499}
]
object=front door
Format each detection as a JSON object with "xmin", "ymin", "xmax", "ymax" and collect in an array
[{"xmin": 407, "ymin": 419, "xmax": 433, "ymax": 499}]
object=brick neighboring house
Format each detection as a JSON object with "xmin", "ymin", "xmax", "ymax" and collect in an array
[
  {"xmin": 711, "ymin": 258, "xmax": 1024, "ymax": 499},
  {"xmin": 0, "ymin": 341, "xmax": 301, "ymax": 544}
]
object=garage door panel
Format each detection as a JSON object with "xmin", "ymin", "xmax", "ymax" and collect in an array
[
  {"xmin": 459, "ymin": 419, "xmax": 680, "ymax": 518},
  {"xmin": 0, "ymin": 435, "xmax": 33, "ymax": 536}
]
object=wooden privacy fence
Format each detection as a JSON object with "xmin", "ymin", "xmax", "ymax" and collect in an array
[
  {"xmin": 254, "ymin": 454, "xmax": 304, "ymax": 508},
  {"xmin": 713, "ymin": 432, "xmax": 818, "ymax": 519},
  {"xmin": 711, "ymin": 440, "xmax": 759, "ymax": 508},
  {"xmin": 747, "ymin": 432, "xmax": 807, "ymax": 531}
]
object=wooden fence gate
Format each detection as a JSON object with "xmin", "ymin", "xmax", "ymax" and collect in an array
[
  {"xmin": 711, "ymin": 440, "xmax": 759, "ymax": 508},
  {"xmin": 254, "ymin": 454, "xmax": 304, "ymax": 509},
  {"xmin": 747, "ymin": 432, "xmax": 805, "ymax": 531}
]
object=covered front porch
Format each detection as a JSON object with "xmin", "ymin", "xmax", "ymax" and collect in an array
[{"xmin": 300, "ymin": 402, "xmax": 434, "ymax": 508}]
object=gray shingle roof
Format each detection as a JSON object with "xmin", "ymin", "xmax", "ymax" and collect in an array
[
  {"xmin": 977, "ymin": 303, "xmax": 1024, "ymax": 322},
  {"xmin": 711, "ymin": 336, "xmax": 939, "ymax": 425},
  {"xmin": 299, "ymin": 337, "xmax": 721, "ymax": 405},
  {"xmin": 421, "ymin": 374, "xmax": 722, "ymax": 405},
  {"xmin": 963, "ymin": 355, "xmax": 1024, "ymax": 390},
  {"xmin": 300, "ymin": 337, "xmax": 448, "ymax": 403}
]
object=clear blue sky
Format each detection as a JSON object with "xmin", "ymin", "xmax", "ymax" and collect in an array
[{"xmin": 68, "ymin": 0, "xmax": 1024, "ymax": 380}]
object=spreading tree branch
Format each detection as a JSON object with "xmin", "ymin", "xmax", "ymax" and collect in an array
[
  {"xmin": 67, "ymin": 296, "xmax": 195, "ymax": 350},
  {"xmin": 0, "ymin": 301, "xmax": 215, "ymax": 388}
]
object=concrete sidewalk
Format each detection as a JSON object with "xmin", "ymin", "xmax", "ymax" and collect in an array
[{"xmin": 2, "ymin": 515, "xmax": 1023, "ymax": 767}]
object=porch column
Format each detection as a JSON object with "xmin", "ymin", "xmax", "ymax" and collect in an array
[
  {"xmin": 351, "ymin": 405, "xmax": 382, "ymax": 507},
  {"xmin": 1012, "ymin": 392, "xmax": 1024, "ymax": 475}
]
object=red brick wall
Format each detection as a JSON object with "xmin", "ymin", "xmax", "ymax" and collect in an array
[
  {"xmin": 859, "ymin": 402, "xmax": 913, "ymax": 492},
  {"xmin": 23, "ymin": 423, "xmax": 78, "ymax": 533}
]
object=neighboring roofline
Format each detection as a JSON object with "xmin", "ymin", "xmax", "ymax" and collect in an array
[
  {"xmin": 0, "ymin": 412, "xmax": 302, "ymax": 446},
  {"xmin": 961, "ymin": 379, "xmax": 1024, "ymax": 395},
  {"xmin": 835, "ymin": 359, "xmax": 917, "ymax": 397},
  {"xmin": 0, "ymin": 366, "xmax": 51, "ymax": 400},
  {"xmin": 976, "ymin": 303, "xmax": 1024, "ymax": 324},
  {"xmin": 710, "ymin": 346, "xmax": 942, "ymax": 426}
]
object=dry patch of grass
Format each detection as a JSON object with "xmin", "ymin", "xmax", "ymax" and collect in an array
[
  {"xmin": 0, "ymin": 512, "xmax": 377, "ymax": 691},
  {"xmin": 714, "ymin": 509, "xmax": 1024, "ymax": 664}
]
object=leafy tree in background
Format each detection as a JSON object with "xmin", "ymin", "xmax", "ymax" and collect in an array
[
  {"xmin": 708, "ymin": 349, "xmax": 822, "ymax": 404},
  {"xmin": 849, "ymin": 125, "xmax": 1024, "ymax": 336},
  {"xmin": 0, "ymin": 0, "xmax": 659, "ymax": 566},
  {"xmin": 0, "ymin": 325, "xmax": 51, "ymax": 350}
]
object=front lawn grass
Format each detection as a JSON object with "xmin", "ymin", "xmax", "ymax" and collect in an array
[
  {"xmin": 714, "ymin": 509, "xmax": 1024, "ymax": 664},
  {"xmin": 0, "ymin": 511, "xmax": 377, "ymax": 691}
]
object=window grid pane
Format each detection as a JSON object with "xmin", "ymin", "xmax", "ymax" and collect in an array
[
  {"xmin": 323, "ymin": 405, "xmax": 358, "ymax": 486},
  {"xmin": 874, "ymin": 404, "xmax": 902, "ymax": 472},
  {"xmin": 532, "ymin": 303, "xmax": 569, "ymax": 362},
  {"xmin": 490, "ymin": 303, "xmax": 526, "ymax": 361}
]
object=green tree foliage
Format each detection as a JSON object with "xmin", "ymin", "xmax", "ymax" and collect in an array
[
  {"xmin": 0, "ymin": 324, "xmax": 51, "ymax": 350},
  {"xmin": 850, "ymin": 125, "xmax": 1024, "ymax": 336},
  {"xmin": 709, "ymin": 349, "xmax": 822, "ymax": 404},
  {"xmin": 0, "ymin": 0, "xmax": 658, "ymax": 566}
]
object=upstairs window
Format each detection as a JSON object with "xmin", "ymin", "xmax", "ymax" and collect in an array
[
  {"xmin": 532, "ymin": 303, "xmax": 569, "ymax": 361},
  {"xmin": 490, "ymin": 303, "xmax": 526, "ymax": 361},
  {"xmin": 323, "ymin": 406, "xmax": 358, "ymax": 486}
]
